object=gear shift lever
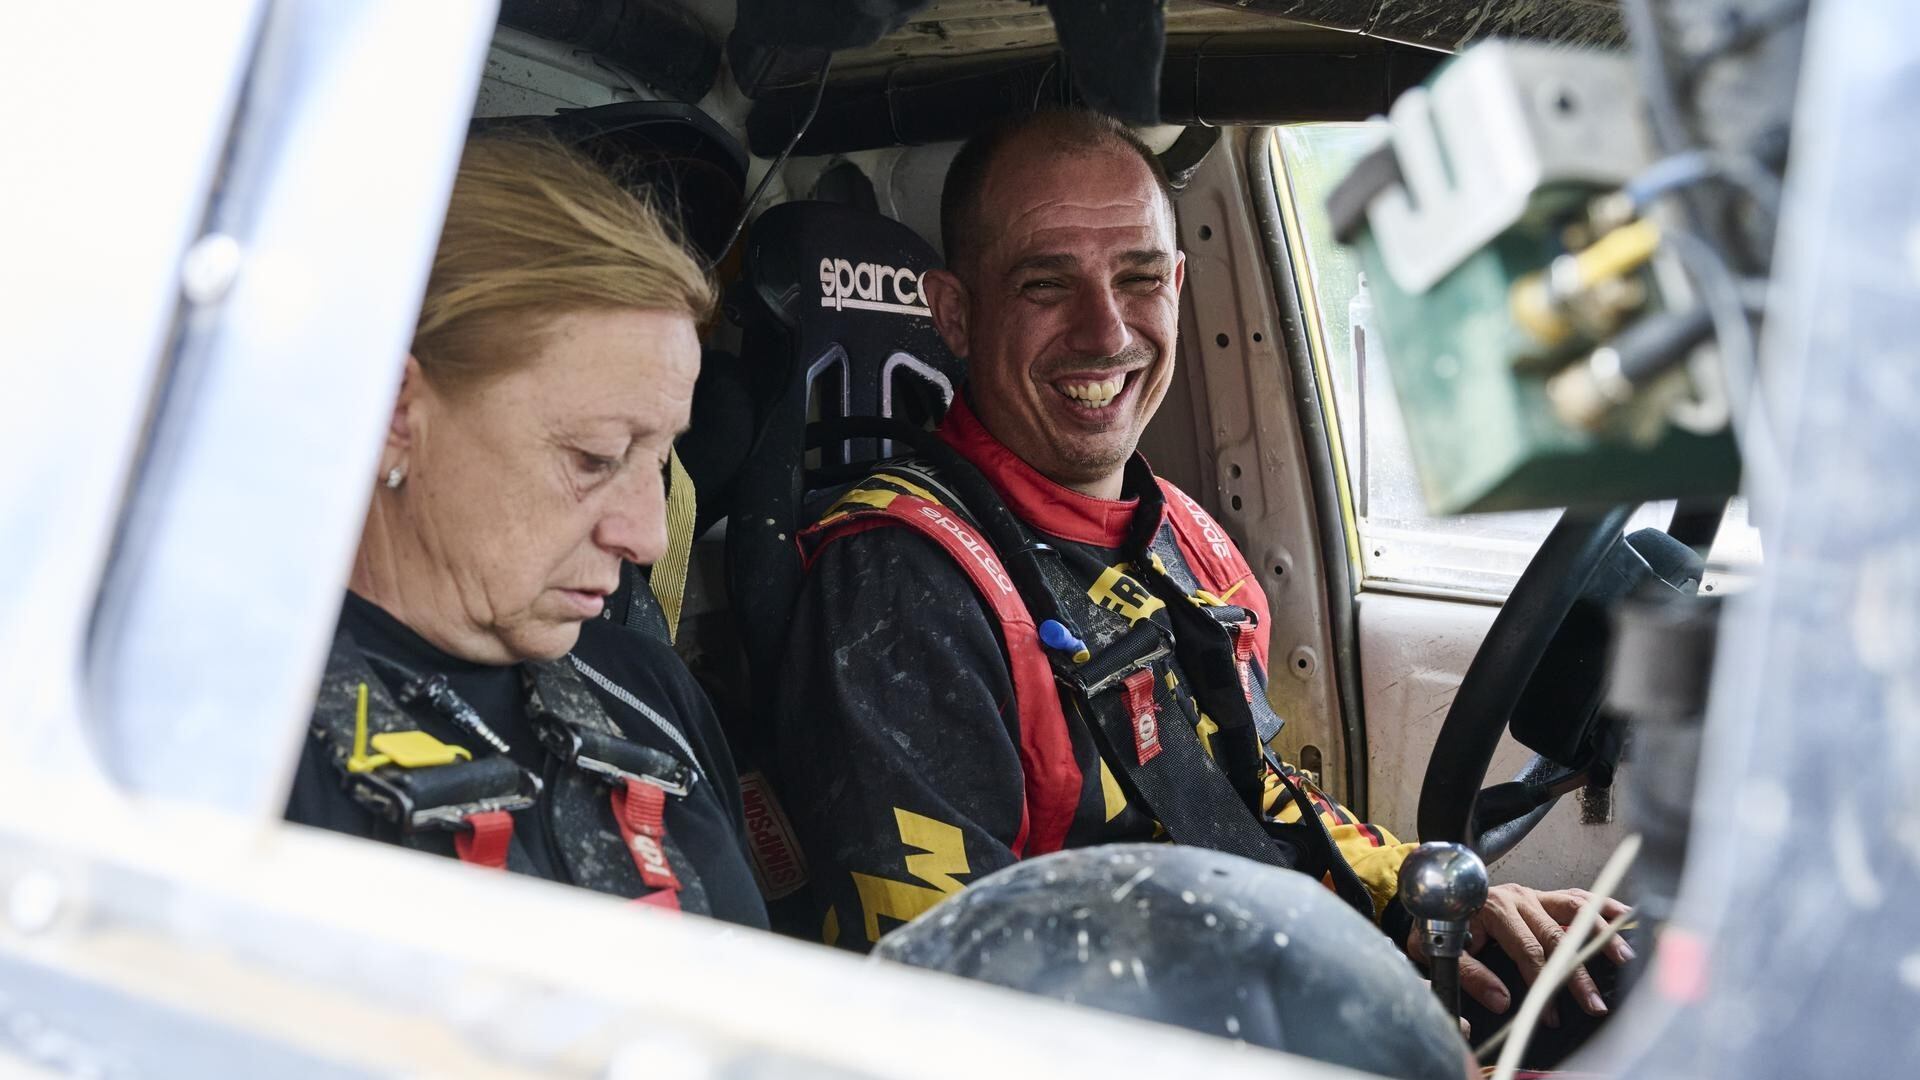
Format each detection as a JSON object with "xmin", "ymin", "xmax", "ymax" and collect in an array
[{"xmin": 1398, "ymin": 841, "xmax": 1489, "ymax": 1018}]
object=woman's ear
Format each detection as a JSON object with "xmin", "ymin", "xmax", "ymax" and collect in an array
[
  {"xmin": 380, "ymin": 355, "xmax": 428, "ymax": 492},
  {"xmin": 920, "ymin": 269, "xmax": 971, "ymax": 360},
  {"xmin": 388, "ymin": 354, "xmax": 424, "ymax": 453}
]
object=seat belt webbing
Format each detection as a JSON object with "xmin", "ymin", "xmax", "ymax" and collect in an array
[
  {"xmin": 453, "ymin": 810, "xmax": 514, "ymax": 870},
  {"xmin": 612, "ymin": 780, "xmax": 683, "ymax": 911},
  {"xmin": 650, "ymin": 449, "xmax": 698, "ymax": 644}
]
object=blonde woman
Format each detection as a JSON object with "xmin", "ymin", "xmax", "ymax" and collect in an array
[{"xmin": 287, "ymin": 133, "xmax": 766, "ymax": 927}]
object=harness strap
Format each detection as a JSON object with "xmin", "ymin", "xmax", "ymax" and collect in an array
[
  {"xmin": 1120, "ymin": 469, "xmax": 1376, "ymax": 918},
  {"xmin": 805, "ymin": 494, "xmax": 1079, "ymax": 858},
  {"xmin": 1232, "ymin": 623, "xmax": 1258, "ymax": 703},
  {"xmin": 524, "ymin": 658, "xmax": 709, "ymax": 910},
  {"xmin": 612, "ymin": 780, "xmax": 683, "ymax": 911},
  {"xmin": 1123, "ymin": 669, "xmax": 1163, "ymax": 765},
  {"xmin": 453, "ymin": 810, "xmax": 515, "ymax": 870},
  {"xmin": 312, "ymin": 631, "xmax": 542, "ymax": 839},
  {"xmin": 652, "ymin": 448, "xmax": 698, "ymax": 643}
]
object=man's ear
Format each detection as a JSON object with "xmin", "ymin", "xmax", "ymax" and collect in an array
[
  {"xmin": 1172, "ymin": 250, "xmax": 1187, "ymax": 296},
  {"xmin": 920, "ymin": 268, "xmax": 971, "ymax": 360}
]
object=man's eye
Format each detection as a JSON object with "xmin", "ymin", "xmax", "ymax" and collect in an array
[
  {"xmin": 1123, "ymin": 275, "xmax": 1166, "ymax": 290},
  {"xmin": 574, "ymin": 451, "xmax": 620, "ymax": 476},
  {"xmin": 1021, "ymin": 280, "xmax": 1065, "ymax": 295}
]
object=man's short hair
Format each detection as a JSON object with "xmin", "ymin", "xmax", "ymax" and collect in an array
[{"xmin": 939, "ymin": 109, "xmax": 1175, "ymax": 271}]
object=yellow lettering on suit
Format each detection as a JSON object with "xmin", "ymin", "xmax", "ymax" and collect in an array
[{"xmin": 849, "ymin": 808, "xmax": 971, "ymax": 943}]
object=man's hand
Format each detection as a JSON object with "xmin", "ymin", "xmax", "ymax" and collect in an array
[{"xmin": 1406, "ymin": 883, "xmax": 1633, "ymax": 1021}]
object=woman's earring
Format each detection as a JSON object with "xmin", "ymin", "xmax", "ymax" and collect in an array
[{"xmin": 385, "ymin": 466, "xmax": 405, "ymax": 490}]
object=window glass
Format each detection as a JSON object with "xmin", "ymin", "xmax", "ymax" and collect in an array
[{"xmin": 1272, "ymin": 124, "xmax": 1760, "ymax": 596}]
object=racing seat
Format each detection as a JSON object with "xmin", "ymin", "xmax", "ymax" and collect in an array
[{"xmin": 724, "ymin": 200, "xmax": 963, "ymax": 758}]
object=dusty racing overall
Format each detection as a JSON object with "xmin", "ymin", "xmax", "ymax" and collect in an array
[{"xmin": 781, "ymin": 395, "xmax": 1411, "ymax": 948}]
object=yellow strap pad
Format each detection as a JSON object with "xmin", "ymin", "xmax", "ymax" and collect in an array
[{"xmin": 651, "ymin": 448, "xmax": 697, "ymax": 644}]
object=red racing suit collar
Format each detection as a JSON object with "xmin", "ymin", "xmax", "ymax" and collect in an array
[{"xmin": 935, "ymin": 392, "xmax": 1157, "ymax": 549}]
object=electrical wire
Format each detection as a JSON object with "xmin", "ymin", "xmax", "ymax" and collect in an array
[
  {"xmin": 1625, "ymin": 150, "xmax": 1784, "ymax": 225},
  {"xmin": 714, "ymin": 56, "xmax": 834, "ymax": 269},
  {"xmin": 1621, "ymin": 0, "xmax": 1693, "ymax": 159},
  {"xmin": 1488, "ymin": 833, "xmax": 1644, "ymax": 1080},
  {"xmin": 1665, "ymin": 229, "xmax": 1783, "ymax": 514},
  {"xmin": 1472, "ymin": 905, "xmax": 1639, "ymax": 1062},
  {"xmin": 1617, "ymin": 2, "xmax": 1790, "ymax": 516}
]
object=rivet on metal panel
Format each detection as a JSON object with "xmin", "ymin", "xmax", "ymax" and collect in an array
[
  {"xmin": 1266, "ymin": 549, "xmax": 1293, "ymax": 585},
  {"xmin": 180, "ymin": 233, "xmax": 243, "ymax": 304},
  {"xmin": 1287, "ymin": 646, "xmax": 1318, "ymax": 680},
  {"xmin": 8, "ymin": 870, "xmax": 64, "ymax": 935}
]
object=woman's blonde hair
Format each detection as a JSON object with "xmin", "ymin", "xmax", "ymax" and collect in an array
[{"xmin": 411, "ymin": 131, "xmax": 715, "ymax": 392}]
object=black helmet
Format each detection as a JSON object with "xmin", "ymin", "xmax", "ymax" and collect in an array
[{"xmin": 874, "ymin": 845, "xmax": 1469, "ymax": 1080}]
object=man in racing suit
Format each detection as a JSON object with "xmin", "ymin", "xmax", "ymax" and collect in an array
[{"xmin": 773, "ymin": 109, "xmax": 1629, "ymax": 1027}]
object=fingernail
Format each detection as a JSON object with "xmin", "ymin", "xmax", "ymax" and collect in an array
[
  {"xmin": 1587, "ymin": 990, "xmax": 1609, "ymax": 1015},
  {"xmin": 1617, "ymin": 938, "xmax": 1638, "ymax": 962},
  {"xmin": 1489, "ymin": 990, "xmax": 1510, "ymax": 1014},
  {"xmin": 1544, "ymin": 1005, "xmax": 1561, "ymax": 1028}
]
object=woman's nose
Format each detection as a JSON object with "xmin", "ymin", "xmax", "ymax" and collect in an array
[{"xmin": 595, "ymin": 473, "xmax": 670, "ymax": 566}]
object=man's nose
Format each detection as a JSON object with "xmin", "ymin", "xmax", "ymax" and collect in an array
[
  {"xmin": 1062, "ymin": 281, "xmax": 1133, "ymax": 359},
  {"xmin": 594, "ymin": 470, "xmax": 670, "ymax": 566}
]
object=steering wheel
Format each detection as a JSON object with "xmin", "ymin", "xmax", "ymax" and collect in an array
[{"xmin": 1415, "ymin": 504, "xmax": 1712, "ymax": 860}]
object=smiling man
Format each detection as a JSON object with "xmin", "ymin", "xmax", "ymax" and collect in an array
[{"xmin": 772, "ymin": 110, "xmax": 1625, "ymax": 1035}]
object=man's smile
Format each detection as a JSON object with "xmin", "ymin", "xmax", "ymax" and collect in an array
[{"xmin": 1052, "ymin": 369, "xmax": 1136, "ymax": 409}]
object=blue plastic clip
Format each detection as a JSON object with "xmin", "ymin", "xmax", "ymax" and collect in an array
[{"xmin": 1039, "ymin": 619, "xmax": 1093, "ymax": 664}]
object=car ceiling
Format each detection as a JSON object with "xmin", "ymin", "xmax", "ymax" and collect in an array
[{"xmin": 674, "ymin": 0, "xmax": 1623, "ymax": 70}]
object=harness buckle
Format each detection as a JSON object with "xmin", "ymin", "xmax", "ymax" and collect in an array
[
  {"xmin": 1060, "ymin": 619, "xmax": 1175, "ymax": 699},
  {"xmin": 346, "ymin": 756, "xmax": 543, "ymax": 834},
  {"xmin": 539, "ymin": 724, "xmax": 695, "ymax": 798}
]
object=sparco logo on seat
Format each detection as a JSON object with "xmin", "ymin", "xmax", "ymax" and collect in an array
[{"xmin": 819, "ymin": 257, "xmax": 930, "ymax": 316}]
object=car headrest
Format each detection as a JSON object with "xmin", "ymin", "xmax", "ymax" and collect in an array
[
  {"xmin": 733, "ymin": 200, "xmax": 963, "ymax": 469},
  {"xmin": 723, "ymin": 202, "xmax": 964, "ymax": 755}
]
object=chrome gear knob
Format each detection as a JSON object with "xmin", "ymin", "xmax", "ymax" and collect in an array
[
  {"xmin": 1398, "ymin": 841, "xmax": 1490, "ymax": 928},
  {"xmin": 1398, "ymin": 841, "xmax": 1488, "ymax": 1021}
]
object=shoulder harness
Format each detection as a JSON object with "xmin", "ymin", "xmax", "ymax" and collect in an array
[
  {"xmin": 308, "ymin": 629, "xmax": 709, "ymax": 913},
  {"xmin": 801, "ymin": 438, "xmax": 1375, "ymax": 919}
]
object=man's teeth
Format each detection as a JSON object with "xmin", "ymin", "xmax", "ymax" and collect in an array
[{"xmin": 1059, "ymin": 375, "xmax": 1124, "ymax": 408}]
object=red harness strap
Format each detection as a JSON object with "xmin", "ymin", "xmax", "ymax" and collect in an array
[
  {"xmin": 1158, "ymin": 478, "xmax": 1273, "ymax": 675},
  {"xmin": 1123, "ymin": 669, "xmax": 1163, "ymax": 765},
  {"xmin": 611, "ymin": 779, "xmax": 683, "ymax": 911},
  {"xmin": 453, "ymin": 810, "xmax": 514, "ymax": 870},
  {"xmin": 1231, "ymin": 623, "xmax": 1258, "ymax": 704},
  {"xmin": 802, "ymin": 497, "xmax": 1083, "ymax": 859}
]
